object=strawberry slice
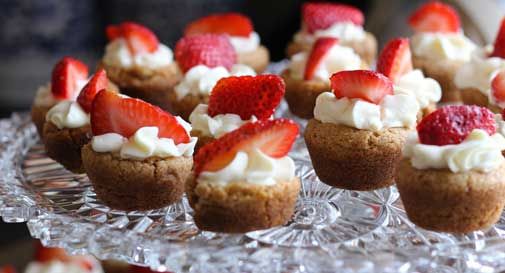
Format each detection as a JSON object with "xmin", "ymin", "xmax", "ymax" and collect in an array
[
  {"xmin": 491, "ymin": 70, "xmax": 505, "ymax": 105},
  {"xmin": 491, "ymin": 18, "xmax": 505, "ymax": 58},
  {"xmin": 77, "ymin": 69, "xmax": 108, "ymax": 113},
  {"xmin": 184, "ymin": 13, "xmax": 253, "ymax": 37},
  {"xmin": 330, "ymin": 70, "xmax": 393, "ymax": 104},
  {"xmin": 0, "ymin": 266, "xmax": 16, "ymax": 273},
  {"xmin": 51, "ymin": 57, "xmax": 89, "ymax": 100},
  {"xmin": 175, "ymin": 34, "xmax": 236, "ymax": 73},
  {"xmin": 304, "ymin": 37, "xmax": 339, "ymax": 81},
  {"xmin": 208, "ymin": 75, "xmax": 285, "ymax": 120},
  {"xmin": 377, "ymin": 38, "xmax": 413, "ymax": 83},
  {"xmin": 302, "ymin": 2, "xmax": 364, "ymax": 34},
  {"xmin": 106, "ymin": 22, "xmax": 159, "ymax": 54},
  {"xmin": 408, "ymin": 1, "xmax": 460, "ymax": 33},
  {"xmin": 91, "ymin": 90, "xmax": 190, "ymax": 143}
]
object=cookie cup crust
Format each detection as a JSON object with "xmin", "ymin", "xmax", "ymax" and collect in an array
[
  {"xmin": 304, "ymin": 119, "xmax": 408, "ymax": 190},
  {"xmin": 167, "ymin": 92, "xmax": 208, "ymax": 121},
  {"xmin": 460, "ymin": 87, "xmax": 501, "ymax": 113},
  {"xmin": 186, "ymin": 175, "xmax": 301, "ymax": 233},
  {"xmin": 237, "ymin": 45, "xmax": 270, "ymax": 73},
  {"xmin": 396, "ymin": 159, "xmax": 505, "ymax": 233},
  {"xmin": 81, "ymin": 144, "xmax": 192, "ymax": 211},
  {"xmin": 31, "ymin": 104, "xmax": 54, "ymax": 138},
  {"xmin": 190, "ymin": 129, "xmax": 216, "ymax": 153},
  {"xmin": 42, "ymin": 122, "xmax": 91, "ymax": 173}
]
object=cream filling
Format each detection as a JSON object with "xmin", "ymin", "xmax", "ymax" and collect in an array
[
  {"xmin": 103, "ymin": 38, "xmax": 173, "ymax": 69},
  {"xmin": 411, "ymin": 32, "xmax": 477, "ymax": 62},
  {"xmin": 45, "ymin": 100, "xmax": 89, "ymax": 129},
  {"xmin": 229, "ymin": 32, "xmax": 260, "ymax": 53},
  {"xmin": 189, "ymin": 104, "xmax": 257, "ymax": 138},
  {"xmin": 294, "ymin": 22, "xmax": 366, "ymax": 45},
  {"xmin": 393, "ymin": 69, "xmax": 442, "ymax": 108}
]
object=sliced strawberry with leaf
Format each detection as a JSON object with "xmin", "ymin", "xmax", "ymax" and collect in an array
[
  {"xmin": 304, "ymin": 37, "xmax": 339, "ymax": 81},
  {"xmin": 106, "ymin": 22, "xmax": 159, "ymax": 54},
  {"xmin": 175, "ymin": 34, "xmax": 236, "ymax": 73},
  {"xmin": 417, "ymin": 105, "xmax": 496, "ymax": 146},
  {"xmin": 194, "ymin": 119, "xmax": 298, "ymax": 175},
  {"xmin": 408, "ymin": 1, "xmax": 460, "ymax": 33},
  {"xmin": 302, "ymin": 2, "xmax": 364, "ymax": 34},
  {"xmin": 377, "ymin": 38, "xmax": 413, "ymax": 83},
  {"xmin": 51, "ymin": 57, "xmax": 89, "ymax": 100},
  {"xmin": 208, "ymin": 75, "xmax": 285, "ymax": 120},
  {"xmin": 184, "ymin": 13, "xmax": 253, "ymax": 37},
  {"xmin": 0, "ymin": 266, "xmax": 16, "ymax": 273},
  {"xmin": 491, "ymin": 18, "xmax": 505, "ymax": 58},
  {"xmin": 330, "ymin": 70, "xmax": 393, "ymax": 104},
  {"xmin": 491, "ymin": 70, "xmax": 505, "ymax": 105},
  {"xmin": 91, "ymin": 90, "xmax": 190, "ymax": 143},
  {"xmin": 77, "ymin": 69, "xmax": 108, "ymax": 113}
]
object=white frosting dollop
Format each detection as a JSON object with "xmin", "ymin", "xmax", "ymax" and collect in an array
[
  {"xmin": 313, "ymin": 92, "xmax": 419, "ymax": 131},
  {"xmin": 411, "ymin": 32, "xmax": 477, "ymax": 62},
  {"xmin": 189, "ymin": 104, "xmax": 257, "ymax": 138},
  {"xmin": 288, "ymin": 44, "xmax": 362, "ymax": 82},
  {"xmin": 404, "ymin": 129, "xmax": 505, "ymax": 173},
  {"xmin": 294, "ymin": 22, "xmax": 366, "ymax": 45},
  {"xmin": 198, "ymin": 149, "xmax": 295, "ymax": 186},
  {"xmin": 495, "ymin": 114, "xmax": 505, "ymax": 136},
  {"xmin": 91, "ymin": 119, "xmax": 196, "ymax": 160},
  {"xmin": 46, "ymin": 100, "xmax": 89, "ymax": 129},
  {"xmin": 103, "ymin": 38, "xmax": 173, "ymax": 69},
  {"xmin": 34, "ymin": 79, "xmax": 88, "ymax": 107},
  {"xmin": 174, "ymin": 64, "xmax": 256, "ymax": 100},
  {"xmin": 24, "ymin": 261, "xmax": 102, "ymax": 273},
  {"xmin": 229, "ymin": 32, "xmax": 260, "ymax": 53},
  {"xmin": 394, "ymin": 69, "xmax": 442, "ymax": 108}
]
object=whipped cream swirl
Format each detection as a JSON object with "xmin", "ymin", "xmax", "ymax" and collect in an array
[
  {"xmin": 46, "ymin": 100, "xmax": 89, "ymax": 129},
  {"xmin": 103, "ymin": 38, "xmax": 173, "ymax": 69},
  {"xmin": 24, "ymin": 261, "xmax": 103, "ymax": 273},
  {"xmin": 189, "ymin": 104, "xmax": 257, "ymax": 138},
  {"xmin": 411, "ymin": 32, "xmax": 477, "ymax": 62},
  {"xmin": 394, "ymin": 69, "xmax": 442, "ymax": 108},
  {"xmin": 294, "ymin": 22, "xmax": 366, "ymax": 45},
  {"xmin": 229, "ymin": 32, "xmax": 260, "ymax": 53}
]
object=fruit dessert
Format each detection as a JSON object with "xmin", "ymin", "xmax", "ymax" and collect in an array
[
  {"xmin": 304, "ymin": 70, "xmax": 419, "ymax": 190},
  {"xmin": 377, "ymin": 38, "xmax": 441, "ymax": 119},
  {"xmin": 282, "ymin": 37, "xmax": 366, "ymax": 118},
  {"xmin": 101, "ymin": 22, "xmax": 179, "ymax": 111},
  {"xmin": 286, "ymin": 2, "xmax": 377, "ymax": 65},
  {"xmin": 189, "ymin": 74, "xmax": 284, "ymax": 151},
  {"xmin": 187, "ymin": 119, "xmax": 300, "ymax": 233},
  {"xmin": 171, "ymin": 34, "xmax": 256, "ymax": 119},
  {"xmin": 31, "ymin": 57, "xmax": 89, "ymax": 138},
  {"xmin": 398, "ymin": 105, "xmax": 505, "ymax": 233},
  {"xmin": 408, "ymin": 1, "xmax": 477, "ymax": 102},
  {"xmin": 184, "ymin": 12, "xmax": 270, "ymax": 73},
  {"xmin": 43, "ymin": 69, "xmax": 111, "ymax": 173},
  {"xmin": 82, "ymin": 90, "xmax": 196, "ymax": 211},
  {"xmin": 456, "ymin": 18, "xmax": 505, "ymax": 112}
]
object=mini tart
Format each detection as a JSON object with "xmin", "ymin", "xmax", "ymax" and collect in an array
[
  {"xmin": 81, "ymin": 144, "xmax": 192, "ymax": 211},
  {"xmin": 186, "ymin": 175, "xmax": 301, "ymax": 233},
  {"xmin": 100, "ymin": 61, "xmax": 181, "ymax": 111},
  {"xmin": 286, "ymin": 32, "xmax": 377, "ymax": 66},
  {"xmin": 304, "ymin": 119, "xmax": 407, "ymax": 190},
  {"xmin": 190, "ymin": 129, "xmax": 215, "ymax": 153},
  {"xmin": 460, "ymin": 87, "xmax": 501, "ymax": 113},
  {"xmin": 237, "ymin": 45, "xmax": 270, "ymax": 73},
  {"xmin": 42, "ymin": 122, "xmax": 91, "ymax": 173},
  {"xmin": 396, "ymin": 159, "xmax": 505, "ymax": 233}
]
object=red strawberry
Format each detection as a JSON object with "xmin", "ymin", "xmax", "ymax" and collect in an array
[
  {"xmin": 330, "ymin": 70, "xmax": 393, "ymax": 104},
  {"xmin": 91, "ymin": 90, "xmax": 190, "ymax": 143},
  {"xmin": 184, "ymin": 13, "xmax": 253, "ymax": 37},
  {"xmin": 492, "ymin": 70, "xmax": 505, "ymax": 105},
  {"xmin": 106, "ymin": 22, "xmax": 159, "ymax": 54},
  {"xmin": 175, "ymin": 34, "xmax": 236, "ymax": 73},
  {"xmin": 417, "ymin": 105, "xmax": 496, "ymax": 146},
  {"xmin": 194, "ymin": 119, "xmax": 298, "ymax": 175},
  {"xmin": 408, "ymin": 1, "xmax": 460, "ymax": 33},
  {"xmin": 302, "ymin": 2, "xmax": 364, "ymax": 34},
  {"xmin": 0, "ymin": 266, "xmax": 16, "ymax": 273},
  {"xmin": 51, "ymin": 57, "xmax": 89, "ymax": 99},
  {"xmin": 77, "ymin": 69, "xmax": 108, "ymax": 113},
  {"xmin": 377, "ymin": 38, "xmax": 413, "ymax": 83},
  {"xmin": 304, "ymin": 37, "xmax": 339, "ymax": 81},
  {"xmin": 491, "ymin": 18, "xmax": 505, "ymax": 58},
  {"xmin": 208, "ymin": 75, "xmax": 285, "ymax": 120}
]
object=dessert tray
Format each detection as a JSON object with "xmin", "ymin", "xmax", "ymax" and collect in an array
[{"xmin": 1, "ymin": 64, "xmax": 505, "ymax": 273}]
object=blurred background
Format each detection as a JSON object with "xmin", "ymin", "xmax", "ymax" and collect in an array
[{"xmin": 0, "ymin": 0, "xmax": 504, "ymax": 270}]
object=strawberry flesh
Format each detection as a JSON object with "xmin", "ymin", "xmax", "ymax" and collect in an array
[
  {"xmin": 408, "ymin": 1, "xmax": 460, "ymax": 33},
  {"xmin": 304, "ymin": 37, "xmax": 339, "ymax": 81},
  {"xmin": 77, "ymin": 69, "xmax": 108, "ymax": 113},
  {"xmin": 106, "ymin": 22, "xmax": 159, "ymax": 54},
  {"xmin": 184, "ymin": 13, "xmax": 253, "ymax": 37},
  {"xmin": 51, "ymin": 57, "xmax": 89, "ymax": 100},
  {"xmin": 302, "ymin": 2, "xmax": 364, "ymax": 34},
  {"xmin": 330, "ymin": 70, "xmax": 393, "ymax": 104},
  {"xmin": 491, "ymin": 18, "xmax": 505, "ymax": 58},
  {"xmin": 417, "ymin": 105, "xmax": 496, "ymax": 146},
  {"xmin": 194, "ymin": 119, "xmax": 298, "ymax": 175},
  {"xmin": 377, "ymin": 38, "xmax": 413, "ymax": 83},
  {"xmin": 0, "ymin": 266, "xmax": 16, "ymax": 273},
  {"xmin": 208, "ymin": 75, "xmax": 285, "ymax": 120},
  {"xmin": 492, "ymin": 70, "xmax": 505, "ymax": 105}
]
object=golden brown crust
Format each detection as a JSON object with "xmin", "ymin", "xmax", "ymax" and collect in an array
[
  {"xmin": 412, "ymin": 55, "xmax": 464, "ymax": 103},
  {"xmin": 100, "ymin": 61, "xmax": 181, "ymax": 111},
  {"xmin": 186, "ymin": 175, "xmax": 300, "ymax": 233},
  {"xmin": 31, "ymin": 104, "xmax": 53, "ymax": 138},
  {"xmin": 285, "ymin": 32, "xmax": 377, "ymax": 66},
  {"xmin": 460, "ymin": 87, "xmax": 501, "ymax": 113},
  {"xmin": 81, "ymin": 144, "xmax": 192, "ymax": 211},
  {"xmin": 237, "ymin": 45, "xmax": 270, "ymax": 73},
  {"xmin": 167, "ymin": 92, "xmax": 208, "ymax": 121},
  {"xmin": 42, "ymin": 122, "xmax": 91, "ymax": 173},
  {"xmin": 396, "ymin": 159, "xmax": 505, "ymax": 233},
  {"xmin": 190, "ymin": 129, "xmax": 216, "ymax": 153},
  {"xmin": 304, "ymin": 119, "xmax": 407, "ymax": 190}
]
